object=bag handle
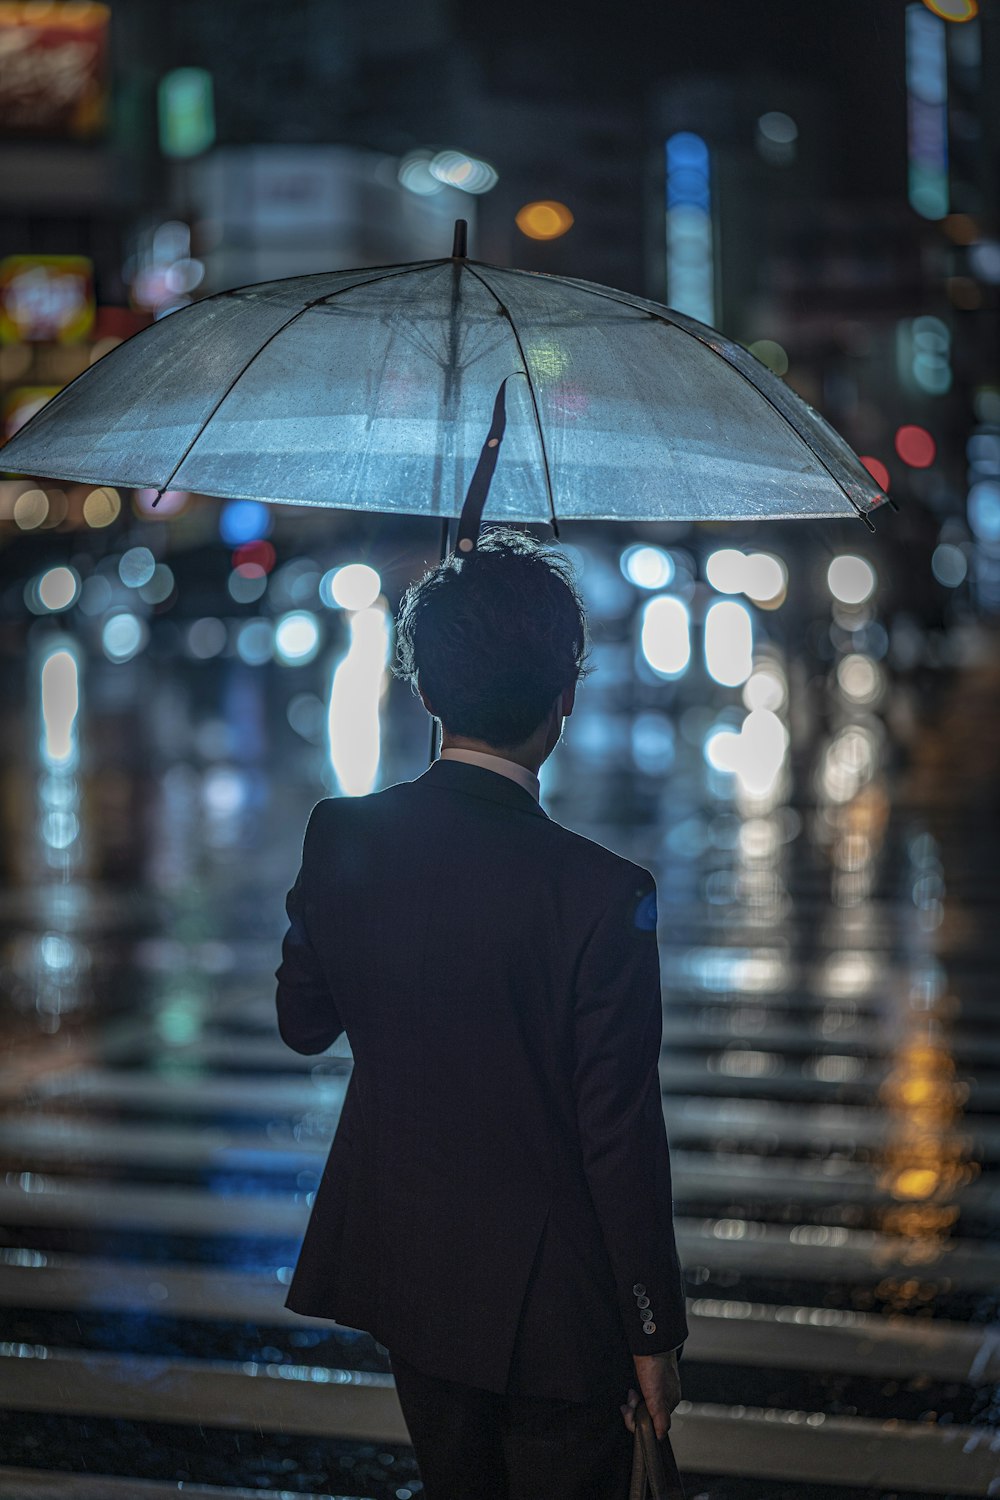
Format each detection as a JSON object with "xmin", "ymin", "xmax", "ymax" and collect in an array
[{"xmin": 628, "ymin": 1399, "xmax": 685, "ymax": 1500}]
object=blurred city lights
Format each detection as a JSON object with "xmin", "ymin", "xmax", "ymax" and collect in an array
[
  {"xmin": 827, "ymin": 555, "xmax": 877, "ymax": 605},
  {"xmin": 665, "ymin": 132, "xmax": 714, "ymax": 325},
  {"xmin": 837, "ymin": 654, "xmax": 884, "ymax": 705},
  {"xmin": 706, "ymin": 709, "xmax": 790, "ymax": 798},
  {"xmin": 187, "ymin": 618, "xmax": 227, "ymax": 660},
  {"xmin": 102, "ymin": 612, "xmax": 148, "ymax": 663},
  {"xmin": 921, "ymin": 0, "xmax": 977, "ymax": 18},
  {"xmin": 84, "ymin": 486, "xmax": 122, "ymax": 526},
  {"xmin": 743, "ymin": 666, "xmax": 787, "ymax": 713},
  {"xmin": 968, "ymin": 241, "xmax": 1000, "ymax": 284},
  {"xmin": 704, "ymin": 600, "xmax": 753, "ymax": 687},
  {"xmin": 13, "ymin": 488, "xmax": 49, "ymax": 529},
  {"xmin": 747, "ymin": 339, "xmax": 788, "ymax": 376},
  {"xmin": 906, "ymin": 3, "xmax": 949, "ymax": 220},
  {"xmin": 705, "ymin": 549, "xmax": 746, "ymax": 593},
  {"xmin": 328, "ymin": 563, "xmax": 382, "ymax": 611},
  {"xmin": 274, "ymin": 611, "xmax": 321, "ymax": 665},
  {"xmin": 859, "ymin": 456, "xmax": 890, "ymax": 492},
  {"xmin": 228, "ymin": 566, "xmax": 267, "ymax": 604},
  {"xmin": 515, "ymin": 201, "xmax": 575, "ymax": 240},
  {"xmin": 235, "ymin": 619, "xmax": 274, "ymax": 666},
  {"xmin": 931, "ymin": 544, "xmax": 968, "ymax": 587},
  {"xmin": 119, "ymin": 547, "xmax": 157, "ymax": 589},
  {"xmin": 429, "ymin": 150, "xmax": 497, "ymax": 194},
  {"xmin": 398, "ymin": 150, "xmax": 445, "ymax": 195},
  {"xmin": 621, "ymin": 545, "xmax": 674, "ymax": 590},
  {"xmin": 967, "ymin": 481, "xmax": 1000, "ymax": 541},
  {"xmin": 40, "ymin": 646, "xmax": 79, "ymax": 769},
  {"xmin": 742, "ymin": 553, "xmax": 787, "ymax": 606},
  {"xmin": 139, "ymin": 564, "xmax": 175, "ymax": 606},
  {"xmin": 631, "ymin": 712, "xmax": 676, "ymax": 774},
  {"xmin": 895, "ymin": 423, "xmax": 936, "ymax": 467},
  {"xmin": 327, "ymin": 602, "xmax": 391, "ymax": 796},
  {"xmin": 233, "ymin": 540, "xmax": 276, "ymax": 574},
  {"xmin": 756, "ymin": 112, "xmax": 798, "ymax": 167},
  {"xmin": 640, "ymin": 595, "xmax": 691, "ymax": 677},
  {"xmin": 898, "ymin": 315, "xmax": 951, "ymax": 395},
  {"xmin": 158, "ymin": 68, "xmax": 215, "ymax": 159},
  {"xmin": 220, "ymin": 499, "xmax": 272, "ymax": 545},
  {"xmin": 38, "ymin": 567, "xmax": 80, "ymax": 613}
]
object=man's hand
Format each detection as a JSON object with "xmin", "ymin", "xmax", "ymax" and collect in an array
[{"xmin": 621, "ymin": 1350, "xmax": 681, "ymax": 1441}]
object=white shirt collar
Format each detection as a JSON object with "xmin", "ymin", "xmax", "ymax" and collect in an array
[{"xmin": 439, "ymin": 747, "xmax": 540, "ymax": 803}]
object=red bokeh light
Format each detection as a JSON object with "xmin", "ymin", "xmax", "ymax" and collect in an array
[
  {"xmin": 233, "ymin": 540, "xmax": 276, "ymax": 573},
  {"xmin": 235, "ymin": 562, "xmax": 266, "ymax": 580},
  {"xmin": 859, "ymin": 456, "xmax": 890, "ymax": 492},
  {"xmin": 895, "ymin": 425, "xmax": 936, "ymax": 469}
]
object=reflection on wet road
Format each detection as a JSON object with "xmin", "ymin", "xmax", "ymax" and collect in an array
[{"xmin": 1, "ymin": 538, "xmax": 999, "ymax": 1498}]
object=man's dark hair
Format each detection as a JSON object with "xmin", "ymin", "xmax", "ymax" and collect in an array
[{"xmin": 393, "ymin": 526, "xmax": 592, "ymax": 749}]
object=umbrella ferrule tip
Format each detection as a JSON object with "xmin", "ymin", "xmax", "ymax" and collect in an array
[{"xmin": 452, "ymin": 219, "xmax": 468, "ymax": 259}]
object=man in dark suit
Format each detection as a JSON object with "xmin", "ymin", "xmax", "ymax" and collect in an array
[{"xmin": 276, "ymin": 527, "xmax": 687, "ymax": 1499}]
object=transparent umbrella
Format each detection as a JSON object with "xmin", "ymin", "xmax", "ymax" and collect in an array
[{"xmin": 2, "ymin": 221, "xmax": 892, "ymax": 540}]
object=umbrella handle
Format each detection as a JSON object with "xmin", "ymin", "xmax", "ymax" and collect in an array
[{"xmin": 455, "ymin": 374, "xmax": 516, "ymax": 554}]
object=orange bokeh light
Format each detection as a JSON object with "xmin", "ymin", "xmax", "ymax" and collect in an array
[
  {"xmin": 895, "ymin": 425, "xmax": 936, "ymax": 469},
  {"xmin": 921, "ymin": 0, "xmax": 977, "ymax": 19},
  {"xmin": 515, "ymin": 201, "xmax": 575, "ymax": 241}
]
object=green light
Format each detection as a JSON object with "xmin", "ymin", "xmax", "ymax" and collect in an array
[{"xmin": 158, "ymin": 68, "xmax": 215, "ymax": 159}]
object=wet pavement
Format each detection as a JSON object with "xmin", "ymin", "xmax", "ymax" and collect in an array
[{"xmin": 1, "ymin": 536, "xmax": 999, "ymax": 1498}]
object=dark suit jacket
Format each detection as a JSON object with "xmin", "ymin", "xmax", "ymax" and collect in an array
[{"xmin": 275, "ymin": 756, "xmax": 688, "ymax": 1401}]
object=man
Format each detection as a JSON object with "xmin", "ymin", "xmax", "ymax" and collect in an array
[{"xmin": 276, "ymin": 527, "xmax": 686, "ymax": 1500}]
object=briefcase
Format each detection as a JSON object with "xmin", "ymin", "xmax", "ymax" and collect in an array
[{"xmin": 628, "ymin": 1398, "xmax": 685, "ymax": 1500}]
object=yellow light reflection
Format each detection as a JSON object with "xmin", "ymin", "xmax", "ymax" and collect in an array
[{"xmin": 515, "ymin": 200, "xmax": 575, "ymax": 240}]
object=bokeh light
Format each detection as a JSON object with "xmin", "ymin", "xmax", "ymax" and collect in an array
[
  {"xmin": 38, "ymin": 567, "xmax": 80, "ymax": 613},
  {"xmin": 274, "ymin": 611, "xmax": 321, "ymax": 665},
  {"xmin": 429, "ymin": 150, "xmax": 497, "ymax": 194},
  {"xmin": 640, "ymin": 595, "xmax": 690, "ymax": 677},
  {"xmin": 704, "ymin": 600, "xmax": 753, "ymax": 687},
  {"xmin": 119, "ymin": 547, "xmax": 157, "ymax": 589},
  {"xmin": 102, "ymin": 612, "xmax": 148, "ymax": 663},
  {"xmin": 747, "ymin": 339, "xmax": 789, "ymax": 375},
  {"xmin": 620, "ymin": 545, "xmax": 674, "ymax": 590},
  {"xmin": 220, "ymin": 499, "xmax": 272, "ymax": 545},
  {"xmin": 827, "ymin": 555, "xmax": 876, "ymax": 605},
  {"xmin": 921, "ymin": 0, "xmax": 977, "ymax": 18},
  {"xmin": 931, "ymin": 544, "xmax": 968, "ymax": 587},
  {"xmin": 83, "ymin": 486, "xmax": 122, "ymax": 527},
  {"xmin": 328, "ymin": 563, "xmax": 382, "ymax": 611},
  {"xmin": 742, "ymin": 553, "xmax": 787, "ymax": 606},
  {"xmin": 705, "ymin": 549, "xmax": 746, "ymax": 594},
  {"xmin": 859, "ymin": 456, "xmax": 890, "ymax": 492},
  {"xmin": 515, "ymin": 201, "xmax": 575, "ymax": 240},
  {"xmin": 895, "ymin": 424, "xmax": 936, "ymax": 468}
]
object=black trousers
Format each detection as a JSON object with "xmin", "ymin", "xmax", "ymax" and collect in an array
[{"xmin": 389, "ymin": 1350, "xmax": 635, "ymax": 1500}]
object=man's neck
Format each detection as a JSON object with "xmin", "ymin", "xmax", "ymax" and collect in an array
[{"xmin": 439, "ymin": 735, "xmax": 541, "ymax": 776}]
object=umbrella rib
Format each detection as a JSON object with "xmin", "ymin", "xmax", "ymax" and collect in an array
[
  {"xmin": 152, "ymin": 260, "xmax": 449, "ymax": 498},
  {"xmin": 491, "ymin": 266, "xmax": 879, "ymax": 531},
  {"xmin": 461, "ymin": 263, "xmax": 560, "ymax": 539}
]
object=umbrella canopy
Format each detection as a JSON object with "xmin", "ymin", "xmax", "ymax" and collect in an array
[{"xmin": 1, "ymin": 226, "xmax": 890, "ymax": 530}]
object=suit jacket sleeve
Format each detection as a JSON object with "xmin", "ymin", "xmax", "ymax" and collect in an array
[
  {"xmin": 571, "ymin": 866, "xmax": 688, "ymax": 1357},
  {"xmin": 275, "ymin": 799, "xmax": 345, "ymax": 1056}
]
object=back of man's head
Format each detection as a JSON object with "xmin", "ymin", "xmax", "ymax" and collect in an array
[{"xmin": 393, "ymin": 526, "xmax": 592, "ymax": 751}]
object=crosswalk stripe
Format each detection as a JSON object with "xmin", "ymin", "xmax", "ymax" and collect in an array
[
  {"xmin": 0, "ymin": 1348, "xmax": 996, "ymax": 1492},
  {"xmin": 0, "ymin": 1254, "xmax": 996, "ymax": 1383}
]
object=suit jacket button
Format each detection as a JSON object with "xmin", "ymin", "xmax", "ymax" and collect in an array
[
  {"xmin": 636, "ymin": 1295, "xmax": 650, "ymax": 1309},
  {"xmin": 632, "ymin": 1283, "xmax": 646, "ymax": 1296},
  {"xmin": 643, "ymin": 1321, "xmax": 656, "ymax": 1335}
]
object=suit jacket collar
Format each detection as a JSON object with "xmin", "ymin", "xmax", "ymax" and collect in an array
[{"xmin": 415, "ymin": 756, "xmax": 549, "ymax": 819}]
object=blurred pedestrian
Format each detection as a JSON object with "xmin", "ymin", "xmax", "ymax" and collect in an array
[{"xmin": 276, "ymin": 526, "xmax": 686, "ymax": 1499}]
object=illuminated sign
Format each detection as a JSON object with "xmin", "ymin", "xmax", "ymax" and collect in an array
[
  {"xmin": 0, "ymin": 2, "xmax": 110, "ymax": 138},
  {"xmin": 0, "ymin": 255, "xmax": 95, "ymax": 342},
  {"xmin": 906, "ymin": 4, "xmax": 949, "ymax": 219}
]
